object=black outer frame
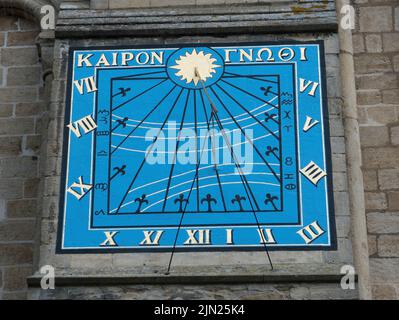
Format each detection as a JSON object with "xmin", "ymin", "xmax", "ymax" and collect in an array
[{"xmin": 56, "ymin": 40, "xmax": 337, "ymax": 254}]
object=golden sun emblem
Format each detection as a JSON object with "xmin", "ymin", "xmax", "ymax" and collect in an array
[{"xmin": 170, "ymin": 49, "xmax": 221, "ymax": 85}]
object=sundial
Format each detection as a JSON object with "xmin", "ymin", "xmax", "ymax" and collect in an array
[{"xmin": 57, "ymin": 42, "xmax": 336, "ymax": 253}]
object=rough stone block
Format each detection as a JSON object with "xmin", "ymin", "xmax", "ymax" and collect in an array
[
  {"xmin": 308, "ymin": 284, "xmax": 358, "ymax": 300},
  {"xmin": 6, "ymin": 199, "xmax": 37, "ymax": 218},
  {"xmin": 24, "ymin": 135, "xmax": 41, "ymax": 155},
  {"xmin": 43, "ymin": 176, "xmax": 60, "ymax": 197},
  {"xmin": 0, "ymin": 179, "xmax": 23, "ymax": 199},
  {"xmin": 0, "ymin": 104, "xmax": 13, "ymax": 118},
  {"xmin": 365, "ymin": 192, "xmax": 387, "ymax": 211},
  {"xmin": 391, "ymin": 126, "xmax": 399, "ymax": 145},
  {"xmin": 394, "ymin": 54, "xmax": 399, "ymax": 72},
  {"xmin": 356, "ymin": 73, "xmax": 397, "ymax": 90},
  {"xmin": 378, "ymin": 235, "xmax": 399, "ymax": 257},
  {"xmin": 365, "ymin": 34, "xmax": 383, "ymax": 53},
  {"xmin": 0, "ymin": 17, "xmax": 18, "ymax": 31},
  {"xmin": 366, "ymin": 106, "xmax": 397, "ymax": 125},
  {"xmin": 363, "ymin": 170, "xmax": 378, "ymax": 191},
  {"xmin": 333, "ymin": 172, "xmax": 347, "ymax": 191},
  {"xmin": 357, "ymin": 90, "xmax": 381, "ymax": 106},
  {"xmin": 332, "ymin": 153, "xmax": 346, "ymax": 172},
  {"xmin": 0, "ymin": 137, "xmax": 21, "ymax": 157},
  {"xmin": 335, "ymin": 216, "xmax": 351, "ymax": 238},
  {"xmin": 6, "ymin": 31, "xmax": 39, "ymax": 47},
  {"xmin": 0, "ymin": 157, "xmax": 38, "ymax": 179},
  {"xmin": 378, "ymin": 168, "xmax": 399, "ymax": 190},
  {"xmin": 328, "ymin": 98, "xmax": 342, "ymax": 116},
  {"xmin": 370, "ymin": 258, "xmax": 399, "ymax": 282},
  {"xmin": 0, "ymin": 199, "xmax": 5, "ymax": 222},
  {"xmin": 368, "ymin": 235, "xmax": 377, "ymax": 256},
  {"xmin": 2, "ymin": 291, "xmax": 27, "ymax": 300},
  {"xmin": 367, "ymin": 212, "xmax": 399, "ymax": 233},
  {"xmin": 359, "ymin": 7, "xmax": 392, "ymax": 32},
  {"xmin": 19, "ymin": 19, "xmax": 39, "ymax": 31},
  {"xmin": 41, "ymin": 196, "xmax": 58, "ymax": 219},
  {"xmin": 331, "ymin": 137, "xmax": 346, "ymax": 154},
  {"xmin": 354, "ymin": 54, "xmax": 392, "ymax": 73},
  {"xmin": 359, "ymin": 126, "xmax": 389, "ymax": 147},
  {"xmin": 23, "ymin": 178, "xmax": 40, "ymax": 198},
  {"xmin": 352, "ymin": 33, "xmax": 365, "ymax": 53},
  {"xmin": 382, "ymin": 89, "xmax": 399, "ymax": 104},
  {"xmin": 0, "ymin": 244, "xmax": 33, "ymax": 265},
  {"xmin": 357, "ymin": 106, "xmax": 368, "ymax": 125},
  {"xmin": 3, "ymin": 265, "xmax": 32, "ymax": 291},
  {"xmin": 0, "ymin": 118, "xmax": 35, "ymax": 135},
  {"xmin": 372, "ymin": 284, "xmax": 397, "ymax": 300},
  {"xmin": 40, "ymin": 219, "xmax": 58, "ymax": 246},
  {"xmin": 44, "ymin": 157, "xmax": 62, "ymax": 177},
  {"xmin": 0, "ymin": 47, "xmax": 39, "ymax": 66},
  {"xmin": 388, "ymin": 191, "xmax": 399, "ymax": 211},
  {"xmin": 0, "ymin": 220, "xmax": 35, "ymax": 241},
  {"xmin": 383, "ymin": 33, "xmax": 399, "ymax": 52},
  {"xmin": 362, "ymin": 147, "xmax": 399, "ymax": 168},
  {"xmin": 333, "ymin": 191, "xmax": 350, "ymax": 216},
  {"xmin": 0, "ymin": 87, "xmax": 38, "ymax": 104},
  {"xmin": 7, "ymin": 67, "xmax": 42, "ymax": 86},
  {"xmin": 329, "ymin": 117, "xmax": 345, "ymax": 137},
  {"xmin": 50, "ymin": 80, "xmax": 67, "ymax": 103}
]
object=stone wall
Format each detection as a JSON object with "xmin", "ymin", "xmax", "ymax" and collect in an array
[
  {"xmin": 31, "ymin": 283, "xmax": 358, "ymax": 300},
  {"xmin": 27, "ymin": 29, "xmax": 358, "ymax": 299},
  {"xmin": 0, "ymin": 0, "xmax": 398, "ymax": 300},
  {"xmin": 0, "ymin": 16, "xmax": 44, "ymax": 300},
  {"xmin": 352, "ymin": 0, "xmax": 399, "ymax": 299},
  {"xmin": 90, "ymin": 0, "xmax": 286, "ymax": 10}
]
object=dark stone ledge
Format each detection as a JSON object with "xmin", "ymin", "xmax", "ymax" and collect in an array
[
  {"xmin": 55, "ymin": 1, "xmax": 337, "ymax": 38},
  {"xmin": 27, "ymin": 263, "xmax": 355, "ymax": 287}
]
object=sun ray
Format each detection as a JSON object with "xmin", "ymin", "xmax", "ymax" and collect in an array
[{"xmin": 170, "ymin": 49, "xmax": 220, "ymax": 85}]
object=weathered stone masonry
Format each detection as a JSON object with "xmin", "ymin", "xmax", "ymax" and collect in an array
[
  {"xmin": 0, "ymin": 16, "xmax": 44, "ymax": 300},
  {"xmin": 0, "ymin": 0, "xmax": 397, "ymax": 300},
  {"xmin": 353, "ymin": 0, "xmax": 399, "ymax": 300}
]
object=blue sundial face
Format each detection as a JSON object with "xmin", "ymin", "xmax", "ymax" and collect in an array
[{"xmin": 57, "ymin": 42, "xmax": 336, "ymax": 253}]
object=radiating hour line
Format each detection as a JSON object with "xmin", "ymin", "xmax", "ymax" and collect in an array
[
  {"xmin": 113, "ymin": 70, "xmax": 167, "ymax": 80},
  {"xmin": 210, "ymin": 87, "xmax": 281, "ymax": 184},
  {"xmin": 216, "ymin": 83, "xmax": 279, "ymax": 140},
  {"xmin": 209, "ymin": 107, "xmax": 273, "ymax": 270},
  {"xmin": 114, "ymin": 87, "xmax": 184, "ymax": 214},
  {"xmin": 162, "ymin": 90, "xmax": 191, "ymax": 212},
  {"xmin": 111, "ymin": 84, "xmax": 177, "ymax": 155},
  {"xmin": 223, "ymin": 71, "xmax": 278, "ymax": 85},
  {"xmin": 194, "ymin": 91, "xmax": 200, "ymax": 212},
  {"xmin": 205, "ymin": 97, "xmax": 227, "ymax": 211},
  {"xmin": 212, "ymin": 110, "xmax": 261, "ymax": 211},
  {"xmin": 199, "ymin": 90, "xmax": 227, "ymax": 211},
  {"xmin": 200, "ymin": 86, "xmax": 260, "ymax": 211},
  {"xmin": 165, "ymin": 111, "xmax": 218, "ymax": 273},
  {"xmin": 113, "ymin": 98, "xmax": 277, "ymax": 127},
  {"xmin": 115, "ymin": 77, "xmax": 167, "ymax": 82},
  {"xmin": 220, "ymin": 79, "xmax": 279, "ymax": 109},
  {"xmin": 112, "ymin": 78, "xmax": 169, "ymax": 112}
]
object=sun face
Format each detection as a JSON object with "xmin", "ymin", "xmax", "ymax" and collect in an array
[{"xmin": 170, "ymin": 49, "xmax": 221, "ymax": 86}]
